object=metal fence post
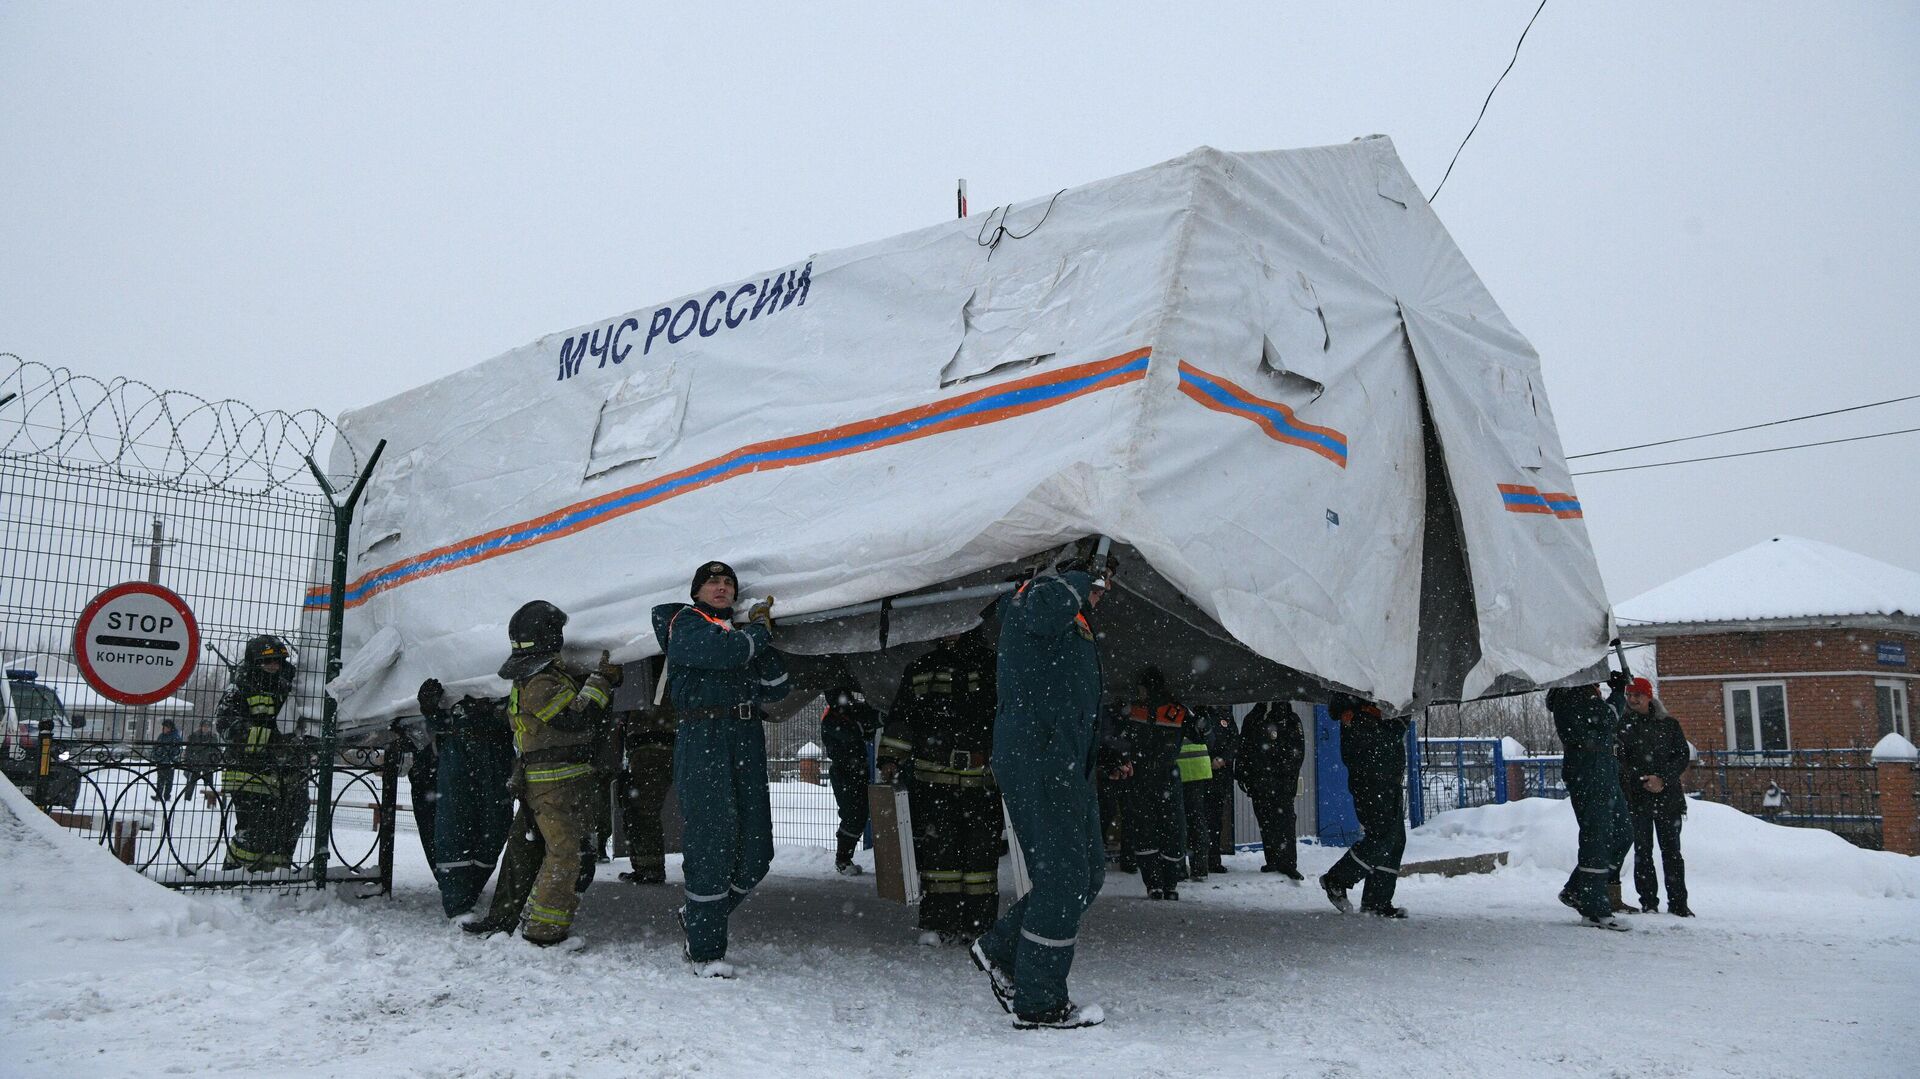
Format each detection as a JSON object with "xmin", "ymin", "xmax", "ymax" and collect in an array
[
  {"xmin": 1405, "ymin": 711, "xmax": 1425, "ymax": 829},
  {"xmin": 304, "ymin": 440, "xmax": 385, "ymax": 889},
  {"xmin": 377, "ymin": 744, "xmax": 400, "ymax": 894},
  {"xmin": 1492, "ymin": 737, "xmax": 1508, "ymax": 803}
]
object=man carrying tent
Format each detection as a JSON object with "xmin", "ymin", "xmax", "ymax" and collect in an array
[
  {"xmin": 495, "ymin": 600, "xmax": 618, "ymax": 948},
  {"xmin": 652, "ymin": 561, "xmax": 789, "ymax": 978},
  {"xmin": 1108, "ymin": 666, "xmax": 1190, "ymax": 901},
  {"xmin": 616, "ymin": 677, "xmax": 678, "ymax": 885},
  {"xmin": 1547, "ymin": 681, "xmax": 1634, "ymax": 930},
  {"xmin": 416, "ymin": 678, "xmax": 516, "ymax": 920},
  {"xmin": 1319, "ymin": 693, "xmax": 1411, "ymax": 919},
  {"xmin": 968, "ymin": 549, "xmax": 1114, "ymax": 1031},
  {"xmin": 880, "ymin": 629, "xmax": 1002, "ymax": 942}
]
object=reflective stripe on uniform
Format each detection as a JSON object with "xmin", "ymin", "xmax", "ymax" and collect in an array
[
  {"xmin": 961, "ymin": 870, "xmax": 997, "ymax": 895},
  {"xmin": 1020, "ymin": 927, "xmax": 1075, "ymax": 948},
  {"xmin": 577, "ymin": 683, "xmax": 609, "ymax": 709},
  {"xmin": 525, "ymin": 901, "xmax": 572, "ymax": 927},
  {"xmin": 921, "ymin": 877, "xmax": 964, "ymax": 894},
  {"xmin": 685, "ymin": 889, "xmax": 730, "ymax": 903},
  {"xmin": 525, "ymin": 763, "xmax": 593, "ymax": 784}
]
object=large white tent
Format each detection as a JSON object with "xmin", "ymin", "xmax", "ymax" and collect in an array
[{"xmin": 314, "ymin": 137, "xmax": 1611, "ymax": 727}]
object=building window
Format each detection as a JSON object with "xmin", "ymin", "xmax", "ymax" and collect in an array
[
  {"xmin": 1724, "ymin": 681, "xmax": 1789, "ymax": 754},
  {"xmin": 1876, "ymin": 680, "xmax": 1911, "ymax": 741}
]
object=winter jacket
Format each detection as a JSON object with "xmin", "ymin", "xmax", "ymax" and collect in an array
[
  {"xmin": 993, "ymin": 570, "xmax": 1102, "ymax": 768},
  {"xmin": 1547, "ymin": 686, "xmax": 1623, "ymax": 795},
  {"xmin": 425, "ymin": 695, "xmax": 515, "ymax": 789},
  {"xmin": 1615, "ymin": 700, "xmax": 1690, "ymax": 814},
  {"xmin": 508, "ymin": 660, "xmax": 613, "ymax": 783},
  {"xmin": 1113, "ymin": 702, "xmax": 1187, "ymax": 777},
  {"xmin": 649, "ymin": 602, "xmax": 788, "ymax": 714},
  {"xmin": 823, "ymin": 698, "xmax": 883, "ymax": 766},
  {"xmin": 1235, "ymin": 702, "xmax": 1305, "ymax": 787},
  {"xmin": 152, "ymin": 729, "xmax": 183, "ymax": 764},
  {"xmin": 184, "ymin": 729, "xmax": 220, "ymax": 769},
  {"xmin": 881, "ymin": 636, "xmax": 997, "ymax": 781}
]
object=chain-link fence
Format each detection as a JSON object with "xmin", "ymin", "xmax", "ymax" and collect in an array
[{"xmin": 1, "ymin": 356, "xmax": 384, "ymax": 888}]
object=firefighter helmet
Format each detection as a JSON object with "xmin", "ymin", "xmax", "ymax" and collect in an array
[{"xmin": 499, "ymin": 600, "xmax": 567, "ymax": 680}]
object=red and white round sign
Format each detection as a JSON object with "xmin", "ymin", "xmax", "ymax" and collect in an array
[{"xmin": 72, "ymin": 582, "xmax": 201, "ymax": 706}]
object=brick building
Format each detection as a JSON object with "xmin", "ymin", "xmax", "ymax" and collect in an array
[{"xmin": 1614, "ymin": 536, "xmax": 1917, "ymax": 753}]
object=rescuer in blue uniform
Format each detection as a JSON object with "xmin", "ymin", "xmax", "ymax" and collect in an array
[
  {"xmin": 416, "ymin": 678, "xmax": 516, "ymax": 920},
  {"xmin": 652, "ymin": 560, "xmax": 789, "ymax": 978},
  {"xmin": 968, "ymin": 549, "xmax": 1115, "ymax": 1031},
  {"xmin": 1548, "ymin": 681, "xmax": 1635, "ymax": 930},
  {"xmin": 1319, "ymin": 693, "xmax": 1412, "ymax": 918}
]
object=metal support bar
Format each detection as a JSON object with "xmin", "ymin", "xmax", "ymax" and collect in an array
[{"xmin": 303, "ymin": 439, "xmax": 386, "ymax": 888}]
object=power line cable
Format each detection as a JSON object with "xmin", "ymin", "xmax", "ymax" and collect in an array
[
  {"xmin": 1567, "ymin": 391, "xmax": 1920, "ymax": 460},
  {"xmin": 1571, "ymin": 425, "xmax": 1920, "ymax": 476},
  {"xmin": 1429, "ymin": 0, "xmax": 1550, "ymax": 204}
]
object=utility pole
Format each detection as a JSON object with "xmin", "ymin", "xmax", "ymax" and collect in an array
[
  {"xmin": 137, "ymin": 517, "xmax": 174, "ymax": 584},
  {"xmin": 957, "ymin": 179, "xmax": 967, "ymax": 219}
]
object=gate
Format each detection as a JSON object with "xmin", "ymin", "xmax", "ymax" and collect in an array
[{"xmin": 1, "ymin": 356, "xmax": 387, "ymax": 888}]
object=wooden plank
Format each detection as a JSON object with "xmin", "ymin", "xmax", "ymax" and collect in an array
[
  {"xmin": 868, "ymin": 784, "xmax": 917, "ymax": 904},
  {"xmin": 1398, "ymin": 851, "xmax": 1509, "ymax": 878}
]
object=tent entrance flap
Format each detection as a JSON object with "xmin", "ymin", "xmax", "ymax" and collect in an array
[{"xmin": 1410, "ymin": 369, "xmax": 1482, "ymax": 709}]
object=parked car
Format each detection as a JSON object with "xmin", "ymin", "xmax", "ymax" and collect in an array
[{"xmin": 1, "ymin": 670, "xmax": 85, "ymax": 802}]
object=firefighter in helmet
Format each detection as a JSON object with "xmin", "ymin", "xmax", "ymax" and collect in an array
[
  {"xmin": 497, "ymin": 600, "xmax": 619, "ymax": 947},
  {"xmin": 880, "ymin": 627, "xmax": 1002, "ymax": 943},
  {"xmin": 217, "ymin": 635, "xmax": 296, "ymax": 872}
]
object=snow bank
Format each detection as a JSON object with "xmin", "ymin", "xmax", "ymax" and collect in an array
[
  {"xmin": 0, "ymin": 776, "xmax": 209, "ymax": 949},
  {"xmin": 1418, "ymin": 796, "xmax": 1920, "ymax": 900}
]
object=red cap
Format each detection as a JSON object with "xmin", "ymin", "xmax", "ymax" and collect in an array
[{"xmin": 1627, "ymin": 677, "xmax": 1654, "ymax": 697}]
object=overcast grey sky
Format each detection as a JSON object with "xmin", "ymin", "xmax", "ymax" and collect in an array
[{"xmin": 4, "ymin": 1, "xmax": 1915, "ymax": 602}]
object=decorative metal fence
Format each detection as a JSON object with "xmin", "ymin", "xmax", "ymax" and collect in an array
[
  {"xmin": 11, "ymin": 738, "xmax": 397, "ymax": 890},
  {"xmin": 1683, "ymin": 747, "xmax": 1882, "ymax": 849},
  {"xmin": 1, "ymin": 357, "xmax": 388, "ymax": 887}
]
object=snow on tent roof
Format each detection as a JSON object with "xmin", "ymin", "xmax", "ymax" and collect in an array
[
  {"xmin": 1614, "ymin": 536, "xmax": 1920, "ymax": 627},
  {"xmin": 310, "ymin": 138, "xmax": 1612, "ymax": 727}
]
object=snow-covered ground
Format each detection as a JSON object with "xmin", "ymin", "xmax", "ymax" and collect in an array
[{"xmin": 4, "ymin": 776, "xmax": 1915, "ymax": 1078}]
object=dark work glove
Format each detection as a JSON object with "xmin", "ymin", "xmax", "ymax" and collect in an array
[
  {"xmin": 417, "ymin": 678, "xmax": 446, "ymax": 716},
  {"xmin": 1606, "ymin": 670, "xmax": 1629, "ymax": 695}
]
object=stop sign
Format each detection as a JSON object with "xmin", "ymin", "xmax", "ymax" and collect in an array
[{"xmin": 72, "ymin": 582, "xmax": 201, "ymax": 706}]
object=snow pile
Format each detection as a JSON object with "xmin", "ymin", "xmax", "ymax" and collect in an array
[
  {"xmin": 1418, "ymin": 795, "xmax": 1920, "ymax": 900},
  {"xmin": 0, "ymin": 775, "xmax": 207, "ymax": 947},
  {"xmin": 5, "ymin": 771, "xmax": 1917, "ymax": 1077}
]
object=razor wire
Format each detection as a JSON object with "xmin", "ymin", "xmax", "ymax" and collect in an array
[{"xmin": 0, "ymin": 354, "xmax": 360, "ymax": 494}]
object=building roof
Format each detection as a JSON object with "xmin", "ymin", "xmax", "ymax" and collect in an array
[{"xmin": 1615, "ymin": 536, "xmax": 1920, "ymax": 630}]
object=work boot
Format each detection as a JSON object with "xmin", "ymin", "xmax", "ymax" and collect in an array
[
  {"xmin": 1607, "ymin": 881, "xmax": 1634, "ymax": 914},
  {"xmin": 1208, "ymin": 859, "xmax": 1228, "ymax": 874},
  {"xmin": 1364, "ymin": 904, "xmax": 1409, "ymax": 919},
  {"xmin": 1320, "ymin": 873, "xmax": 1352, "ymax": 914},
  {"xmin": 619, "ymin": 867, "xmax": 667, "ymax": 885},
  {"xmin": 1013, "ymin": 1002, "xmax": 1105, "ymax": 1030},
  {"xmin": 834, "ymin": 830, "xmax": 865, "ymax": 875},
  {"xmin": 461, "ymin": 916, "xmax": 516, "ymax": 937},
  {"xmin": 1669, "ymin": 901, "xmax": 1695, "ymax": 918},
  {"xmin": 968, "ymin": 938, "xmax": 1014, "ymax": 1014}
]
